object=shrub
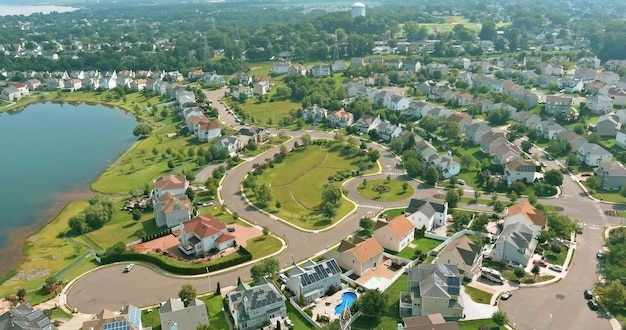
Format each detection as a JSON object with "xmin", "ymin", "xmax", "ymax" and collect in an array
[
  {"xmin": 514, "ymin": 267, "xmax": 526, "ymax": 278},
  {"xmin": 551, "ymin": 243, "xmax": 562, "ymax": 253},
  {"xmin": 304, "ymin": 308, "xmax": 313, "ymax": 317}
]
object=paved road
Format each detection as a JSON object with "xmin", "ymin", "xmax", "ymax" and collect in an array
[{"xmin": 68, "ymin": 89, "xmax": 625, "ymax": 329}]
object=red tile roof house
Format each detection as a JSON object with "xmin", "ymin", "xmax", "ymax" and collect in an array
[
  {"xmin": 195, "ymin": 121, "xmax": 221, "ymax": 142},
  {"xmin": 179, "ymin": 214, "xmax": 236, "ymax": 257},
  {"xmin": 373, "ymin": 215, "xmax": 415, "ymax": 253}
]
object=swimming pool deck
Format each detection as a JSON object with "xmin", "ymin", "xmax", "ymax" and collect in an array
[{"xmin": 310, "ymin": 289, "xmax": 358, "ymax": 321}]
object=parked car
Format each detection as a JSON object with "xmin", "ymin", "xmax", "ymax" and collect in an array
[
  {"xmin": 507, "ymin": 260, "xmax": 524, "ymax": 269},
  {"xmin": 549, "ymin": 264, "xmax": 563, "ymax": 272},
  {"xmin": 588, "ymin": 300, "xmax": 599, "ymax": 311},
  {"xmin": 576, "ymin": 226, "xmax": 583, "ymax": 234},
  {"xmin": 597, "ymin": 250, "xmax": 604, "ymax": 258},
  {"xmin": 279, "ymin": 274, "xmax": 289, "ymax": 284},
  {"xmin": 227, "ymin": 227, "xmax": 235, "ymax": 232},
  {"xmin": 584, "ymin": 289, "xmax": 593, "ymax": 300},
  {"xmin": 501, "ymin": 291, "xmax": 512, "ymax": 300},
  {"xmin": 533, "ymin": 259, "xmax": 548, "ymax": 267},
  {"xmin": 124, "ymin": 263, "xmax": 135, "ymax": 273},
  {"xmin": 458, "ymin": 179, "xmax": 465, "ymax": 185}
]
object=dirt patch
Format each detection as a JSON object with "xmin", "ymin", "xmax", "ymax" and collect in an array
[
  {"xmin": 5, "ymin": 269, "xmax": 50, "ymax": 283},
  {"xmin": 554, "ymin": 206, "xmax": 564, "ymax": 212}
]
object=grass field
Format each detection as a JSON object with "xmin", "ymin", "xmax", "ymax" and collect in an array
[
  {"xmin": 458, "ymin": 318, "xmax": 501, "ymax": 330},
  {"xmin": 464, "ymin": 285, "xmax": 493, "ymax": 304},
  {"xmin": 0, "ymin": 201, "xmax": 88, "ymax": 301},
  {"xmin": 199, "ymin": 294, "xmax": 230, "ymax": 330},
  {"xmin": 248, "ymin": 143, "xmax": 377, "ymax": 229},
  {"xmin": 356, "ymin": 179, "xmax": 414, "ymax": 202},
  {"xmin": 237, "ymin": 98, "xmax": 301, "ymax": 127},
  {"xmin": 418, "ymin": 16, "xmax": 481, "ymax": 33}
]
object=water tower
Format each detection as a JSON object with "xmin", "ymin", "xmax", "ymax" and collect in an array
[{"xmin": 351, "ymin": 2, "xmax": 366, "ymax": 18}]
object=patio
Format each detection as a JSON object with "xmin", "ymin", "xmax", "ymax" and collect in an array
[
  {"xmin": 309, "ymin": 289, "xmax": 358, "ymax": 322},
  {"xmin": 354, "ymin": 257, "xmax": 403, "ymax": 290}
]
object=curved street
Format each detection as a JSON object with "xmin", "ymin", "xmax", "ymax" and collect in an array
[{"xmin": 67, "ymin": 89, "xmax": 626, "ymax": 330}]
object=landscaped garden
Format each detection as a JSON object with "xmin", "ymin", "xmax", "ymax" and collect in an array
[
  {"xmin": 244, "ymin": 138, "xmax": 379, "ymax": 229},
  {"xmin": 356, "ymin": 178, "xmax": 414, "ymax": 202},
  {"xmin": 464, "ymin": 285, "xmax": 493, "ymax": 304}
]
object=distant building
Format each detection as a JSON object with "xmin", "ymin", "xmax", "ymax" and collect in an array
[{"xmin": 351, "ymin": 2, "xmax": 366, "ymax": 18}]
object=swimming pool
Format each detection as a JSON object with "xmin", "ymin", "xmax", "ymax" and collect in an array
[{"xmin": 334, "ymin": 292, "xmax": 357, "ymax": 315}]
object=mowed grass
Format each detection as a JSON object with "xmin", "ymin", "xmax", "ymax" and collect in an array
[
  {"xmin": 198, "ymin": 294, "xmax": 229, "ymax": 330},
  {"xmin": 458, "ymin": 319, "xmax": 501, "ymax": 330},
  {"xmin": 464, "ymin": 285, "xmax": 493, "ymax": 304},
  {"xmin": 249, "ymin": 143, "xmax": 372, "ymax": 229},
  {"xmin": 352, "ymin": 273, "xmax": 407, "ymax": 329},
  {"xmin": 238, "ymin": 98, "xmax": 301, "ymax": 126},
  {"xmin": 0, "ymin": 201, "xmax": 88, "ymax": 300},
  {"xmin": 356, "ymin": 179, "xmax": 414, "ymax": 202},
  {"xmin": 91, "ymin": 114, "xmax": 200, "ymax": 194}
]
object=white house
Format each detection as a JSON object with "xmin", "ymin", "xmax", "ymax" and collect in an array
[
  {"xmin": 328, "ymin": 109, "xmax": 354, "ymax": 128},
  {"xmin": 227, "ymin": 279, "xmax": 287, "ymax": 330},
  {"xmin": 504, "ymin": 159, "xmax": 536, "ymax": 186},
  {"xmin": 503, "ymin": 202, "xmax": 547, "ymax": 237},
  {"xmin": 399, "ymin": 264, "xmax": 464, "ymax": 319},
  {"xmin": 232, "ymin": 86, "xmax": 253, "ymax": 101},
  {"xmin": 405, "ymin": 198, "xmax": 448, "ymax": 232},
  {"xmin": 435, "ymin": 235, "xmax": 483, "ymax": 279},
  {"xmin": 195, "ymin": 121, "xmax": 221, "ymax": 142},
  {"xmin": 152, "ymin": 175, "xmax": 191, "ymax": 228},
  {"xmin": 311, "ymin": 64, "xmax": 331, "ymax": 78},
  {"xmin": 373, "ymin": 215, "xmax": 415, "ymax": 253},
  {"xmin": 302, "ymin": 104, "xmax": 328, "ymax": 123},
  {"xmin": 285, "ymin": 258, "xmax": 342, "ymax": 304},
  {"xmin": 214, "ymin": 136, "xmax": 242, "ymax": 157},
  {"xmin": 355, "ymin": 114, "xmax": 382, "ymax": 134},
  {"xmin": 578, "ymin": 142, "xmax": 613, "ymax": 167},
  {"xmin": 491, "ymin": 222, "xmax": 537, "ymax": 267},
  {"xmin": 336, "ymin": 237, "xmax": 384, "ymax": 277},
  {"xmin": 178, "ymin": 214, "xmax": 236, "ymax": 256},
  {"xmin": 586, "ymin": 94, "xmax": 614, "ymax": 114},
  {"xmin": 272, "ymin": 59, "xmax": 291, "ymax": 75}
]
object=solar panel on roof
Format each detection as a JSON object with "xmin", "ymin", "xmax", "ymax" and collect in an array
[
  {"xmin": 26, "ymin": 309, "xmax": 44, "ymax": 321},
  {"xmin": 36, "ymin": 318, "xmax": 51, "ymax": 328}
]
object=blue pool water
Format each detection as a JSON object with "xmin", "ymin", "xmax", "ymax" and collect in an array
[{"xmin": 334, "ymin": 292, "xmax": 357, "ymax": 315}]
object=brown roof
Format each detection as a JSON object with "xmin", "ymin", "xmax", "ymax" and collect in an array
[
  {"xmin": 402, "ymin": 314, "xmax": 459, "ymax": 330},
  {"xmin": 507, "ymin": 201, "xmax": 547, "ymax": 227},
  {"xmin": 381, "ymin": 215, "xmax": 414, "ymax": 238},
  {"xmin": 186, "ymin": 115, "xmax": 210, "ymax": 124},
  {"xmin": 345, "ymin": 237, "xmax": 383, "ymax": 262},
  {"xmin": 153, "ymin": 175, "xmax": 187, "ymax": 191},
  {"xmin": 505, "ymin": 158, "xmax": 535, "ymax": 171},
  {"xmin": 183, "ymin": 214, "xmax": 227, "ymax": 239},
  {"xmin": 198, "ymin": 121, "xmax": 220, "ymax": 130},
  {"xmin": 157, "ymin": 192, "xmax": 191, "ymax": 213}
]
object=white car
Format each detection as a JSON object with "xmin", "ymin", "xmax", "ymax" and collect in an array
[
  {"xmin": 549, "ymin": 264, "xmax": 563, "ymax": 272},
  {"xmin": 507, "ymin": 260, "xmax": 524, "ymax": 269},
  {"xmin": 124, "ymin": 263, "xmax": 135, "ymax": 272}
]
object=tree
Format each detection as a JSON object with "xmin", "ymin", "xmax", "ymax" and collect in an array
[
  {"xmin": 131, "ymin": 208, "xmax": 142, "ymax": 220},
  {"xmin": 367, "ymin": 148, "xmax": 380, "ymax": 163},
  {"xmin": 444, "ymin": 189, "xmax": 460, "ymax": 209},
  {"xmin": 521, "ymin": 140, "xmax": 533, "ymax": 153},
  {"xmin": 492, "ymin": 310, "xmax": 509, "ymax": 327},
  {"xmin": 474, "ymin": 190, "xmax": 481, "ymax": 203},
  {"xmin": 424, "ymin": 165, "xmax": 439, "ymax": 186},
  {"xmin": 215, "ymin": 282, "xmax": 221, "ymax": 296},
  {"xmin": 352, "ymin": 290, "xmax": 388, "ymax": 318},
  {"xmin": 250, "ymin": 257, "xmax": 280, "ymax": 281},
  {"xmin": 255, "ymin": 184, "xmax": 273, "ymax": 208},
  {"xmin": 402, "ymin": 182, "xmax": 409, "ymax": 192},
  {"xmin": 480, "ymin": 22, "xmax": 496, "ymax": 41},
  {"xmin": 359, "ymin": 217, "xmax": 375, "ymax": 234},
  {"xmin": 167, "ymin": 160, "xmax": 175, "ymax": 169},
  {"xmin": 16, "ymin": 288, "xmax": 26, "ymax": 301},
  {"xmin": 262, "ymin": 226, "xmax": 270, "ymax": 236},
  {"xmin": 585, "ymin": 176, "xmax": 601, "ymax": 190},
  {"xmin": 493, "ymin": 200, "xmax": 504, "ymax": 213},
  {"xmin": 388, "ymin": 137, "xmax": 404, "ymax": 155},
  {"xmin": 42, "ymin": 276, "xmax": 58, "ymax": 294},
  {"xmin": 179, "ymin": 284, "xmax": 197, "ymax": 307},
  {"xmin": 404, "ymin": 158, "xmax": 422, "ymax": 178},
  {"xmin": 528, "ymin": 193, "xmax": 538, "ymax": 205},
  {"xmin": 597, "ymin": 280, "xmax": 626, "ymax": 311},
  {"xmin": 132, "ymin": 123, "xmax": 153, "ymax": 138},
  {"xmin": 443, "ymin": 121, "xmax": 462, "ymax": 143},
  {"xmin": 321, "ymin": 183, "xmax": 343, "ymax": 204},
  {"xmin": 544, "ymin": 169, "xmax": 563, "ymax": 186},
  {"xmin": 510, "ymin": 191, "xmax": 518, "ymax": 202},
  {"xmin": 301, "ymin": 134, "xmax": 311, "ymax": 148},
  {"xmin": 419, "ymin": 116, "xmax": 438, "ymax": 133},
  {"xmin": 531, "ymin": 264, "xmax": 540, "ymax": 277}
]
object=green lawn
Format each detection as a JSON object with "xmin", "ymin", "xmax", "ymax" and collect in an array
[
  {"xmin": 458, "ymin": 318, "xmax": 501, "ymax": 330},
  {"xmin": 413, "ymin": 237, "xmax": 443, "ymax": 254},
  {"xmin": 248, "ymin": 143, "xmax": 378, "ymax": 229},
  {"xmin": 245, "ymin": 235, "xmax": 282, "ymax": 259},
  {"xmin": 141, "ymin": 309, "xmax": 161, "ymax": 330},
  {"xmin": 356, "ymin": 179, "xmax": 414, "ymax": 202},
  {"xmin": 542, "ymin": 244, "xmax": 569, "ymax": 266},
  {"xmin": 590, "ymin": 190, "xmax": 626, "ymax": 204},
  {"xmin": 0, "ymin": 201, "xmax": 89, "ymax": 300},
  {"xmin": 352, "ymin": 273, "xmax": 407, "ymax": 329},
  {"xmin": 49, "ymin": 308, "xmax": 72, "ymax": 319},
  {"xmin": 286, "ymin": 302, "xmax": 315, "ymax": 329},
  {"xmin": 464, "ymin": 285, "xmax": 493, "ymax": 304},
  {"xmin": 199, "ymin": 294, "xmax": 230, "ymax": 330},
  {"xmin": 381, "ymin": 208, "xmax": 406, "ymax": 218}
]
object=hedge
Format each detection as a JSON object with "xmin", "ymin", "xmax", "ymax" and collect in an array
[
  {"xmin": 99, "ymin": 246, "xmax": 252, "ymax": 275},
  {"xmin": 141, "ymin": 228, "xmax": 173, "ymax": 243}
]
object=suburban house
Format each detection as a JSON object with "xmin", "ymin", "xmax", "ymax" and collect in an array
[
  {"xmin": 355, "ymin": 114, "xmax": 382, "ymax": 134},
  {"xmin": 514, "ymin": 111, "xmax": 541, "ymax": 129},
  {"xmin": 596, "ymin": 114, "xmax": 621, "ymax": 136},
  {"xmin": 504, "ymin": 202, "xmax": 547, "ymax": 236},
  {"xmin": 285, "ymin": 258, "xmax": 342, "ymax": 303},
  {"xmin": 536, "ymin": 120, "xmax": 565, "ymax": 139},
  {"xmin": 404, "ymin": 60, "xmax": 422, "ymax": 72},
  {"xmin": 203, "ymin": 71, "xmax": 227, "ymax": 86},
  {"xmin": 152, "ymin": 175, "xmax": 192, "ymax": 228},
  {"xmin": 159, "ymin": 298, "xmax": 209, "ymax": 330},
  {"xmin": 492, "ymin": 222, "xmax": 537, "ymax": 266},
  {"xmin": 491, "ymin": 144, "xmax": 522, "ymax": 165},
  {"xmin": 0, "ymin": 303, "xmax": 57, "ymax": 330},
  {"xmin": 328, "ymin": 109, "xmax": 354, "ymax": 128},
  {"xmin": 564, "ymin": 78, "xmax": 585, "ymax": 93},
  {"xmin": 586, "ymin": 80, "xmax": 610, "ymax": 96},
  {"xmin": 578, "ymin": 142, "xmax": 613, "ymax": 167},
  {"xmin": 617, "ymin": 129, "xmax": 626, "ymax": 149},
  {"xmin": 447, "ymin": 112, "xmax": 472, "ymax": 131},
  {"xmin": 0, "ymin": 85, "xmax": 23, "ymax": 101},
  {"xmin": 415, "ymin": 138, "xmax": 438, "ymax": 161},
  {"xmin": 350, "ymin": 57, "xmax": 366, "ymax": 68},
  {"xmin": 239, "ymin": 126, "xmax": 270, "ymax": 144},
  {"xmin": 302, "ymin": 104, "xmax": 328, "ymax": 123},
  {"xmin": 595, "ymin": 161, "xmax": 626, "ymax": 191},
  {"xmin": 555, "ymin": 130, "xmax": 587, "ymax": 153},
  {"xmin": 81, "ymin": 305, "xmax": 142, "ymax": 330},
  {"xmin": 253, "ymin": 81, "xmax": 270, "ymax": 95},
  {"xmin": 399, "ymin": 264, "xmax": 464, "ymax": 320},
  {"xmin": 232, "ymin": 86, "xmax": 254, "ymax": 100},
  {"xmin": 272, "ymin": 59, "xmax": 291, "ymax": 75},
  {"xmin": 311, "ymin": 64, "xmax": 331, "ymax": 78},
  {"xmin": 331, "ymin": 60, "xmax": 346, "ymax": 72},
  {"xmin": 480, "ymin": 131, "xmax": 508, "ymax": 155},
  {"xmin": 336, "ymin": 237, "xmax": 384, "ymax": 277},
  {"xmin": 504, "ymin": 159, "xmax": 537, "ymax": 186},
  {"xmin": 373, "ymin": 215, "xmax": 415, "ymax": 253},
  {"xmin": 424, "ymin": 153, "xmax": 461, "ymax": 179},
  {"xmin": 399, "ymin": 314, "xmax": 459, "ymax": 330},
  {"xmin": 178, "ymin": 214, "xmax": 236, "ymax": 256},
  {"xmin": 434, "ymin": 236, "xmax": 483, "ymax": 280},
  {"xmin": 195, "ymin": 121, "xmax": 221, "ymax": 142},
  {"xmin": 214, "ymin": 136, "xmax": 242, "ymax": 157},
  {"xmin": 387, "ymin": 58, "xmax": 403, "ymax": 69},
  {"xmin": 464, "ymin": 122, "xmax": 493, "ymax": 145},
  {"xmin": 25, "ymin": 79, "xmax": 41, "ymax": 91},
  {"xmin": 227, "ymin": 279, "xmax": 287, "ymax": 330},
  {"xmin": 405, "ymin": 198, "xmax": 448, "ymax": 232},
  {"xmin": 545, "ymin": 95, "xmax": 574, "ymax": 116},
  {"xmin": 578, "ymin": 56, "xmax": 601, "ymax": 68},
  {"xmin": 376, "ymin": 121, "xmax": 403, "ymax": 141},
  {"xmin": 587, "ymin": 94, "xmax": 614, "ymax": 114},
  {"xmin": 388, "ymin": 94, "xmax": 412, "ymax": 111}
]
